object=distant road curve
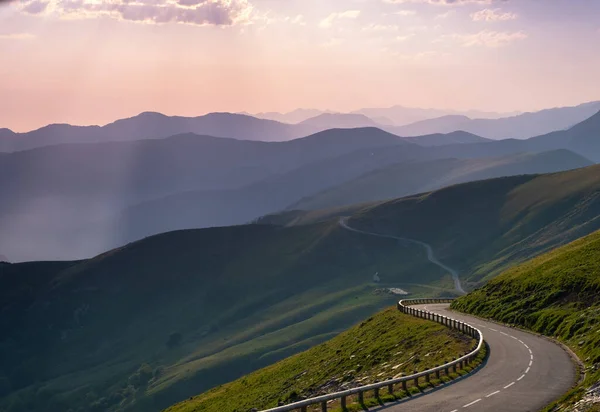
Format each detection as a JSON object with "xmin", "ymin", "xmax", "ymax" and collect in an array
[{"xmin": 339, "ymin": 217, "xmax": 466, "ymax": 295}]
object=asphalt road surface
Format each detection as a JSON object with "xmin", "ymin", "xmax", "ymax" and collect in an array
[{"xmin": 373, "ymin": 303, "xmax": 577, "ymax": 412}]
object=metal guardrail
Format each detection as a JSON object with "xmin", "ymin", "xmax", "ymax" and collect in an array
[{"xmin": 255, "ymin": 298, "xmax": 484, "ymax": 412}]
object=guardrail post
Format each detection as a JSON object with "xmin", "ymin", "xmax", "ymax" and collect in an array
[
  {"xmin": 300, "ymin": 406, "xmax": 307, "ymax": 412},
  {"xmin": 445, "ymin": 360, "xmax": 450, "ymax": 376},
  {"xmin": 452, "ymin": 359, "xmax": 457, "ymax": 373},
  {"xmin": 320, "ymin": 400, "xmax": 327, "ymax": 412},
  {"xmin": 374, "ymin": 386, "xmax": 380, "ymax": 399},
  {"xmin": 402, "ymin": 380, "xmax": 407, "ymax": 392},
  {"xmin": 388, "ymin": 382, "xmax": 394, "ymax": 395},
  {"xmin": 435, "ymin": 366, "xmax": 440, "ymax": 380},
  {"xmin": 341, "ymin": 395, "xmax": 346, "ymax": 410},
  {"xmin": 426, "ymin": 373, "xmax": 430, "ymax": 384},
  {"xmin": 413, "ymin": 372, "xmax": 419, "ymax": 387},
  {"xmin": 358, "ymin": 391, "xmax": 364, "ymax": 405}
]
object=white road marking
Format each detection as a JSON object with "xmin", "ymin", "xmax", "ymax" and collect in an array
[
  {"xmin": 421, "ymin": 304, "xmax": 536, "ymax": 412},
  {"xmin": 463, "ymin": 399, "xmax": 482, "ymax": 408}
]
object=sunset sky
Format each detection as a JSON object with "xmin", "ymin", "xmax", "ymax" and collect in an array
[{"xmin": 1, "ymin": 0, "xmax": 599, "ymax": 131}]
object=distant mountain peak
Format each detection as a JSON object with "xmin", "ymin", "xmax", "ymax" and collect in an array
[
  {"xmin": 134, "ymin": 111, "xmax": 169, "ymax": 118},
  {"xmin": 299, "ymin": 113, "xmax": 379, "ymax": 128}
]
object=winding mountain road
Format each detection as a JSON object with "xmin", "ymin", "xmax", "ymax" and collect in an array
[
  {"xmin": 373, "ymin": 303, "xmax": 577, "ymax": 412},
  {"xmin": 339, "ymin": 217, "xmax": 466, "ymax": 294},
  {"xmin": 339, "ymin": 218, "xmax": 577, "ymax": 411}
]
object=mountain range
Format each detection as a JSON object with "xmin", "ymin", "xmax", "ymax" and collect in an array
[
  {"xmin": 3, "ymin": 163, "xmax": 600, "ymax": 412},
  {"xmin": 289, "ymin": 150, "xmax": 593, "ymax": 211},
  {"xmin": 2, "ymin": 108, "xmax": 600, "ymax": 262},
  {"xmin": 251, "ymin": 106, "xmax": 520, "ymax": 125},
  {"xmin": 1, "ymin": 101, "xmax": 598, "ymax": 153},
  {"xmin": 391, "ymin": 101, "xmax": 600, "ymax": 139},
  {"xmin": 0, "ymin": 112, "xmax": 322, "ymax": 152}
]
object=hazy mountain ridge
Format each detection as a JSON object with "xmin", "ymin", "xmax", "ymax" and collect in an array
[
  {"xmin": 289, "ymin": 150, "xmax": 593, "ymax": 211},
  {"xmin": 393, "ymin": 101, "xmax": 600, "ymax": 139},
  {"xmin": 0, "ymin": 112, "xmax": 323, "ymax": 152},
  {"xmin": 352, "ymin": 106, "xmax": 520, "ymax": 126},
  {"xmin": 299, "ymin": 113, "xmax": 380, "ymax": 128},
  {"xmin": 2, "ymin": 110, "xmax": 599, "ymax": 261},
  {"xmin": 0, "ymin": 128, "xmax": 407, "ymax": 261},
  {"xmin": 2, "ymin": 102, "xmax": 592, "ymax": 152}
]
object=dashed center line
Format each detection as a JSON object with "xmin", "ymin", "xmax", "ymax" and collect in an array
[
  {"xmin": 463, "ymin": 399, "xmax": 482, "ymax": 408},
  {"xmin": 428, "ymin": 309, "xmax": 535, "ymax": 412}
]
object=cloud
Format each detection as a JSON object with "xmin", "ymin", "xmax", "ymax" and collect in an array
[
  {"xmin": 395, "ymin": 33, "xmax": 415, "ymax": 41},
  {"xmin": 439, "ymin": 29, "xmax": 527, "ymax": 47},
  {"xmin": 362, "ymin": 23, "xmax": 400, "ymax": 32},
  {"xmin": 17, "ymin": 0, "xmax": 256, "ymax": 26},
  {"xmin": 383, "ymin": 0, "xmax": 497, "ymax": 5},
  {"xmin": 393, "ymin": 9, "xmax": 416, "ymax": 16},
  {"xmin": 435, "ymin": 10, "xmax": 454, "ymax": 19},
  {"xmin": 289, "ymin": 14, "xmax": 305, "ymax": 26},
  {"xmin": 471, "ymin": 8, "xmax": 517, "ymax": 21},
  {"xmin": 321, "ymin": 37, "xmax": 343, "ymax": 48},
  {"xmin": 319, "ymin": 10, "xmax": 360, "ymax": 28},
  {"xmin": 392, "ymin": 50, "xmax": 443, "ymax": 61},
  {"xmin": 0, "ymin": 33, "xmax": 36, "ymax": 40}
]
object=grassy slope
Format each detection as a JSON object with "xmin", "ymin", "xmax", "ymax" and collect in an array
[
  {"xmin": 345, "ymin": 165, "xmax": 600, "ymax": 287},
  {"xmin": 452, "ymin": 230, "xmax": 600, "ymax": 409},
  {"xmin": 0, "ymin": 222, "xmax": 455, "ymax": 412},
  {"xmin": 166, "ymin": 308, "xmax": 474, "ymax": 412}
]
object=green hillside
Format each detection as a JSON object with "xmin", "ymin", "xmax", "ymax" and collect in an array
[
  {"xmin": 0, "ymin": 221, "xmax": 454, "ymax": 412},
  {"xmin": 347, "ymin": 164, "xmax": 600, "ymax": 287},
  {"xmin": 165, "ymin": 307, "xmax": 475, "ymax": 412},
  {"xmin": 290, "ymin": 150, "xmax": 592, "ymax": 211},
  {"xmin": 5, "ymin": 164, "xmax": 600, "ymax": 412},
  {"xmin": 452, "ymin": 230, "xmax": 600, "ymax": 409}
]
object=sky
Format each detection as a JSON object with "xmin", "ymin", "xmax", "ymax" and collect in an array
[{"xmin": 1, "ymin": 0, "xmax": 599, "ymax": 131}]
